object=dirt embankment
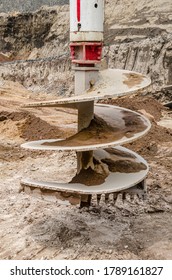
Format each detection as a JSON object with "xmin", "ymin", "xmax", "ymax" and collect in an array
[
  {"xmin": 104, "ymin": 96, "xmax": 172, "ymax": 156},
  {"xmin": 0, "ymin": 0, "xmax": 68, "ymax": 13},
  {"xmin": 0, "ymin": 1, "xmax": 172, "ymax": 97}
]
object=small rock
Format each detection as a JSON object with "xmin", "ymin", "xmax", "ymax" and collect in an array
[
  {"xmin": 0, "ymin": 116, "xmax": 7, "ymax": 121},
  {"xmin": 30, "ymin": 167, "xmax": 39, "ymax": 171},
  {"xmin": 19, "ymin": 154, "xmax": 25, "ymax": 159}
]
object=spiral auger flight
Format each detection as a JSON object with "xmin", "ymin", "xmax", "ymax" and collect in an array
[{"xmin": 21, "ymin": 1, "xmax": 151, "ymax": 207}]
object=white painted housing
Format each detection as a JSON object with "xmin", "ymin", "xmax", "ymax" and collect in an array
[{"xmin": 70, "ymin": 0, "xmax": 104, "ymax": 42}]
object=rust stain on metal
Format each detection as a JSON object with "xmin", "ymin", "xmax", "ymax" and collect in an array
[{"xmin": 123, "ymin": 73, "xmax": 144, "ymax": 88}]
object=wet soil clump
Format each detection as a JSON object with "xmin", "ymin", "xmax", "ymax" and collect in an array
[
  {"xmin": 70, "ymin": 167, "xmax": 106, "ymax": 186},
  {"xmin": 42, "ymin": 112, "xmax": 147, "ymax": 147}
]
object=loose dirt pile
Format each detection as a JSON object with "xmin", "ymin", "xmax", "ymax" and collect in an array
[
  {"xmin": 0, "ymin": 111, "xmax": 62, "ymax": 141},
  {"xmin": 102, "ymin": 96, "xmax": 163, "ymax": 121},
  {"xmin": 104, "ymin": 96, "xmax": 172, "ymax": 156}
]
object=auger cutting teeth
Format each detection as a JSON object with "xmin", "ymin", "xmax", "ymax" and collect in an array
[
  {"xmin": 23, "ymin": 185, "xmax": 148, "ymax": 208},
  {"xmin": 21, "ymin": 179, "xmax": 147, "ymax": 208},
  {"xmin": 21, "ymin": 145, "xmax": 148, "ymax": 208},
  {"xmin": 105, "ymin": 194, "xmax": 110, "ymax": 204},
  {"xmin": 113, "ymin": 192, "xmax": 119, "ymax": 202},
  {"xmin": 93, "ymin": 180, "xmax": 147, "ymax": 206},
  {"xmin": 97, "ymin": 194, "xmax": 102, "ymax": 205}
]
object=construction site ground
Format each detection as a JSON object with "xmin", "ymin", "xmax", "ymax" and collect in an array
[{"xmin": 0, "ymin": 81, "xmax": 172, "ymax": 260}]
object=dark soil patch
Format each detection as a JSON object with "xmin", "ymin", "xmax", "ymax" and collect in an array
[
  {"xmin": 126, "ymin": 123, "xmax": 172, "ymax": 157},
  {"xmin": 70, "ymin": 167, "xmax": 106, "ymax": 186},
  {"xmin": 102, "ymin": 158, "xmax": 147, "ymax": 173}
]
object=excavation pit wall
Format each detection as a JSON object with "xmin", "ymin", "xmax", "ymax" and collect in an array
[{"xmin": 0, "ymin": 3, "xmax": 172, "ymax": 100}]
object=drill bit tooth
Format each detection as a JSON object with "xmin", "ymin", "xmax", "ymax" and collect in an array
[
  {"xmin": 80, "ymin": 194, "xmax": 92, "ymax": 208},
  {"xmin": 97, "ymin": 194, "xmax": 102, "ymax": 205},
  {"xmin": 129, "ymin": 193, "xmax": 135, "ymax": 202},
  {"xmin": 113, "ymin": 192, "xmax": 117, "ymax": 202},
  {"xmin": 109, "ymin": 193, "xmax": 114, "ymax": 203},
  {"xmin": 105, "ymin": 193, "xmax": 109, "ymax": 204},
  {"xmin": 125, "ymin": 193, "xmax": 131, "ymax": 202},
  {"xmin": 122, "ymin": 192, "xmax": 126, "ymax": 202}
]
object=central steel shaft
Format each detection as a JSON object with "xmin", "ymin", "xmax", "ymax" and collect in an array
[{"xmin": 69, "ymin": 1, "xmax": 105, "ymax": 205}]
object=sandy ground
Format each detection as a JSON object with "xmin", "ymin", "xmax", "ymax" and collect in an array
[{"xmin": 0, "ymin": 81, "xmax": 172, "ymax": 260}]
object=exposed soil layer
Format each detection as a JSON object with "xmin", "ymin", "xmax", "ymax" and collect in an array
[
  {"xmin": 69, "ymin": 146, "xmax": 147, "ymax": 186},
  {"xmin": 101, "ymin": 96, "xmax": 172, "ymax": 157},
  {"xmin": 0, "ymin": 143, "xmax": 45, "ymax": 162},
  {"xmin": 122, "ymin": 111, "xmax": 147, "ymax": 137},
  {"xmin": 42, "ymin": 115, "xmax": 122, "ymax": 146}
]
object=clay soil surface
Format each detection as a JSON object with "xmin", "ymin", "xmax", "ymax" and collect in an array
[{"xmin": 0, "ymin": 83, "xmax": 172, "ymax": 260}]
